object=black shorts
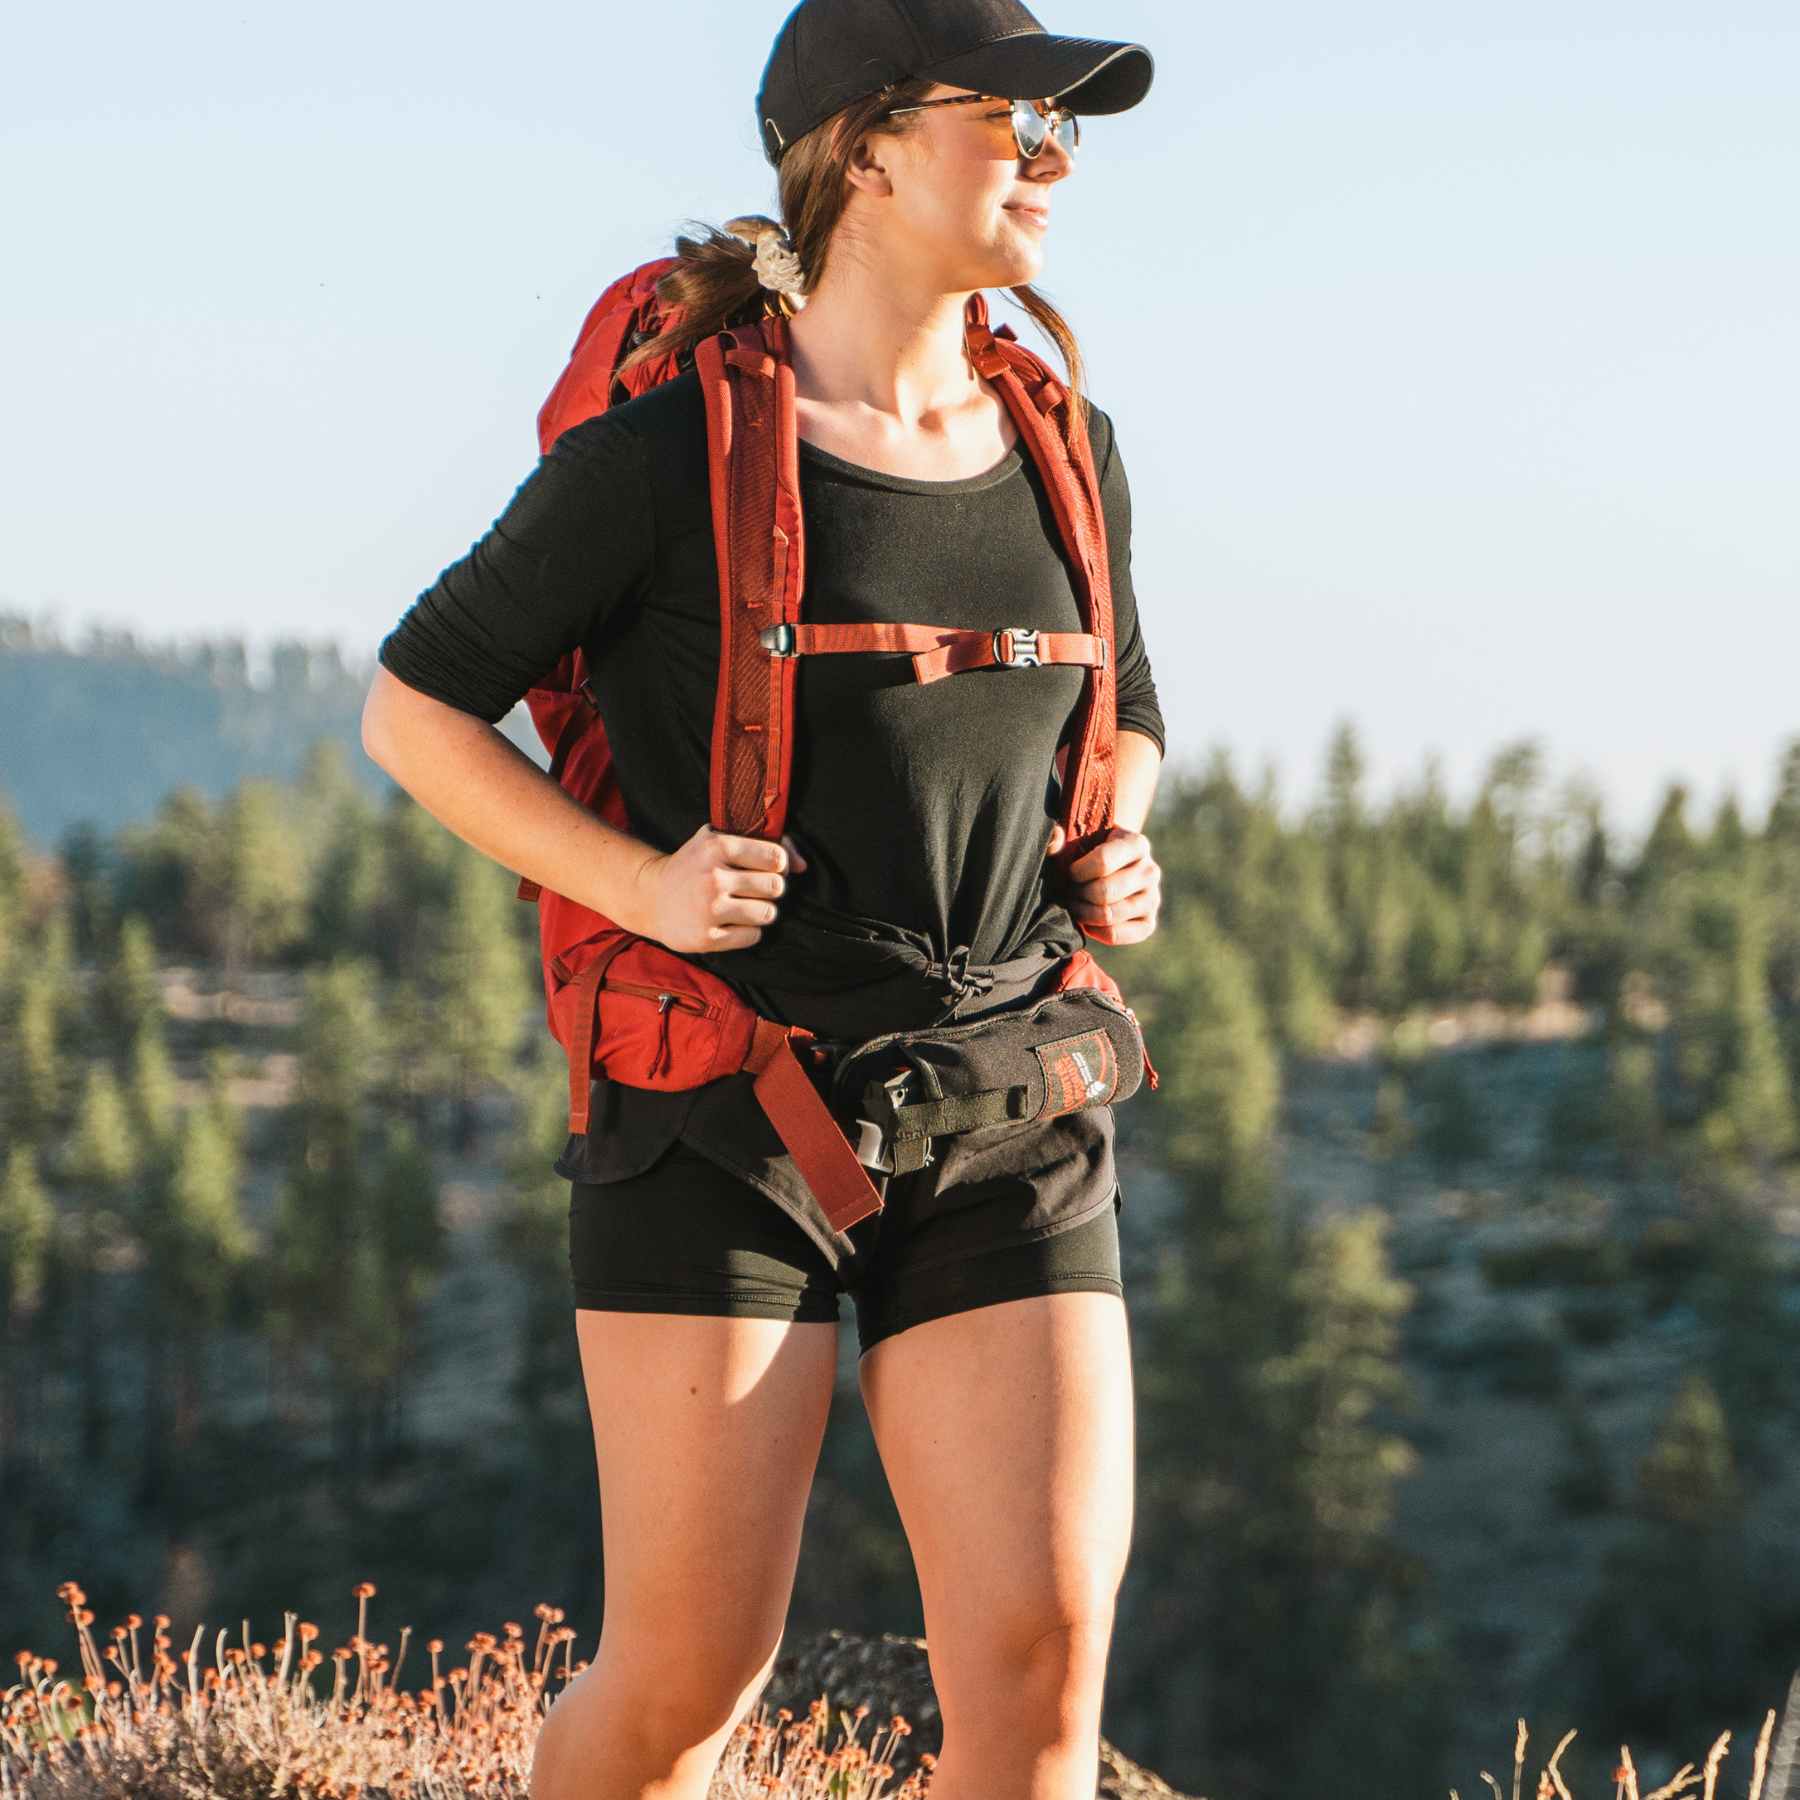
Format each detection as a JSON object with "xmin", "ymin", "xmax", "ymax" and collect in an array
[{"xmin": 568, "ymin": 1116, "xmax": 1124, "ymax": 1360}]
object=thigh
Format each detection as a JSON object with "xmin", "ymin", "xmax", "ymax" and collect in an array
[
  {"xmin": 577, "ymin": 1306, "xmax": 839, "ymax": 1657},
  {"xmin": 569, "ymin": 1145, "xmax": 842, "ymax": 1703},
  {"xmin": 856, "ymin": 1242, "xmax": 1134, "ymax": 1694}
]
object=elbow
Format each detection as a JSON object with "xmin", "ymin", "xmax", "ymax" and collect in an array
[
  {"xmin": 360, "ymin": 688, "xmax": 390, "ymax": 770},
  {"xmin": 361, "ymin": 664, "xmax": 408, "ymax": 770}
]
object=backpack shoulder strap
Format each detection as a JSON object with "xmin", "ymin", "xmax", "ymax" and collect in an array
[
  {"xmin": 960, "ymin": 291, "xmax": 1118, "ymax": 860},
  {"xmin": 693, "ymin": 311, "xmax": 805, "ymax": 841},
  {"xmin": 689, "ymin": 294, "xmax": 1116, "ymax": 860}
]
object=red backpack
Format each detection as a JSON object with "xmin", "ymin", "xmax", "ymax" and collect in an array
[{"xmin": 516, "ymin": 263, "xmax": 1158, "ymax": 1234}]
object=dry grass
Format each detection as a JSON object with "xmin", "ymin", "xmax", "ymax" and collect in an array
[
  {"xmin": 2, "ymin": 1579, "xmax": 1788, "ymax": 1799},
  {"xmin": 3, "ymin": 1580, "xmax": 924, "ymax": 1799},
  {"xmin": 1447, "ymin": 1706, "xmax": 1789, "ymax": 1800}
]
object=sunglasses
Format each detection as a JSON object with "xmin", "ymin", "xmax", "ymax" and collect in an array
[{"xmin": 884, "ymin": 93, "xmax": 1080, "ymax": 160}]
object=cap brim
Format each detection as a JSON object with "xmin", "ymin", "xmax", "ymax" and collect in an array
[{"xmin": 915, "ymin": 34, "xmax": 1153, "ymax": 116}]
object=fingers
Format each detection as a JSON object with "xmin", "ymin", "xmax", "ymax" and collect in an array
[
  {"xmin": 707, "ymin": 825, "xmax": 808, "ymax": 876},
  {"xmin": 1066, "ymin": 827, "xmax": 1143, "ymax": 879},
  {"xmin": 690, "ymin": 826, "xmax": 812, "ymax": 948}
]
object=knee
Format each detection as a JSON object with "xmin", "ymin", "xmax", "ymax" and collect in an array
[
  {"xmin": 1015, "ymin": 1615, "xmax": 1113, "ymax": 1695},
  {"xmin": 629, "ymin": 1638, "xmax": 783, "ymax": 1749},
  {"xmin": 936, "ymin": 1609, "xmax": 1115, "ymax": 1736}
]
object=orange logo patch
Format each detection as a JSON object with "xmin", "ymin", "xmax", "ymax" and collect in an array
[{"xmin": 1032, "ymin": 1027, "xmax": 1118, "ymax": 1118}]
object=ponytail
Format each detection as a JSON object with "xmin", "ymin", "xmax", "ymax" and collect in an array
[{"xmin": 616, "ymin": 78, "xmax": 1089, "ymax": 438}]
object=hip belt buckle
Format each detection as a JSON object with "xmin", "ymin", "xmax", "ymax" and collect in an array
[
  {"xmin": 993, "ymin": 626, "xmax": 1041, "ymax": 667},
  {"xmin": 852, "ymin": 1117, "xmax": 895, "ymax": 1173}
]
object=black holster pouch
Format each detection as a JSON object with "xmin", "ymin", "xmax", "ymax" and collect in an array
[{"xmin": 817, "ymin": 987, "xmax": 1147, "ymax": 1177}]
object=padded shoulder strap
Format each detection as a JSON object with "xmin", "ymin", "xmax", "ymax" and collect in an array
[
  {"xmin": 694, "ymin": 313, "xmax": 805, "ymax": 840},
  {"xmin": 961, "ymin": 291, "xmax": 1118, "ymax": 859}
]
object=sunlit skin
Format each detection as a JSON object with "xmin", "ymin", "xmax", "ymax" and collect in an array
[{"xmin": 785, "ymin": 80, "xmax": 1164, "ymax": 945}]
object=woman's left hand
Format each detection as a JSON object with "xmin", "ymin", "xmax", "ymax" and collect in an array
[{"xmin": 1043, "ymin": 823, "xmax": 1162, "ymax": 946}]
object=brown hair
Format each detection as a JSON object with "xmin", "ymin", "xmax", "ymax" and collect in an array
[{"xmin": 614, "ymin": 77, "xmax": 1090, "ymax": 438}]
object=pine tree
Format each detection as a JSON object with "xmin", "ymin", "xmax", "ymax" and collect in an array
[
  {"xmin": 0, "ymin": 1146, "xmax": 55, "ymax": 1504},
  {"xmin": 0, "ymin": 966, "xmax": 64, "ymax": 1146},
  {"xmin": 193, "ymin": 778, "xmax": 308, "ymax": 993},
  {"xmin": 1699, "ymin": 852, "xmax": 1797, "ymax": 1168},
  {"xmin": 1559, "ymin": 1368, "xmax": 1758, "ymax": 1740},
  {"xmin": 135, "ymin": 1104, "xmax": 253, "ymax": 1512},
  {"xmin": 63, "ymin": 1063, "xmax": 139, "ymax": 1462},
  {"xmin": 93, "ymin": 913, "xmax": 163, "ymax": 1056},
  {"xmin": 1259, "ymin": 1209, "xmax": 1453, "ymax": 1798},
  {"xmin": 425, "ymin": 846, "xmax": 531, "ymax": 1154},
  {"xmin": 498, "ymin": 1033, "xmax": 586, "ymax": 1425}
]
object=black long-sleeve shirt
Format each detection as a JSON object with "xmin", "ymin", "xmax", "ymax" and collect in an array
[{"xmin": 378, "ymin": 358, "xmax": 1164, "ymax": 1264}]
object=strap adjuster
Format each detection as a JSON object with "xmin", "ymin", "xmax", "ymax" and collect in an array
[
  {"xmin": 759, "ymin": 622, "xmax": 798, "ymax": 656},
  {"xmin": 993, "ymin": 626, "xmax": 1041, "ymax": 667}
]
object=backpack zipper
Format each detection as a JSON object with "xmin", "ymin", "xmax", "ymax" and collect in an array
[{"xmin": 597, "ymin": 979, "xmax": 714, "ymax": 1081}]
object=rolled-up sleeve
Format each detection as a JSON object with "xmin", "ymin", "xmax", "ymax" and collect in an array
[{"xmin": 377, "ymin": 413, "xmax": 656, "ymax": 724}]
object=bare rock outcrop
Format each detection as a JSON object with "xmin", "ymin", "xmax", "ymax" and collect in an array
[{"xmin": 757, "ymin": 1625, "xmax": 1204, "ymax": 1799}]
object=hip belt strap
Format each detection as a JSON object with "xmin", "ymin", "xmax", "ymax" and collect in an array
[{"xmin": 742, "ymin": 1018, "xmax": 889, "ymax": 1235}]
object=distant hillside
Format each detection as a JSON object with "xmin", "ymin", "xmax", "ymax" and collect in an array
[{"xmin": 0, "ymin": 612, "xmax": 543, "ymax": 850}]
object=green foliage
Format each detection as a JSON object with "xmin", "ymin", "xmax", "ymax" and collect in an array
[
  {"xmin": 1409, "ymin": 1051, "xmax": 1491, "ymax": 1173},
  {"xmin": 1557, "ymin": 1289, "xmax": 1629, "ymax": 1346},
  {"xmin": 1479, "ymin": 1230, "xmax": 1629, "ymax": 1290},
  {"xmin": 124, "ymin": 1023, "xmax": 180, "ymax": 1157},
  {"xmin": 1538, "ymin": 1048, "xmax": 1616, "ymax": 1173},
  {"xmin": 194, "ymin": 779, "xmax": 311, "ymax": 980},
  {"xmin": 1604, "ymin": 1034, "xmax": 1663, "ymax": 1166},
  {"xmin": 66, "ymin": 1062, "xmax": 138, "ymax": 1192},
  {"xmin": 422, "ymin": 846, "xmax": 532, "ymax": 1152},
  {"xmin": 1636, "ymin": 1369, "xmax": 1742, "ymax": 1529},
  {"xmin": 1689, "ymin": 1189, "xmax": 1800, "ymax": 1474},
  {"xmin": 1549, "ymin": 1383, "xmax": 1617, "ymax": 1515},
  {"xmin": 93, "ymin": 913, "xmax": 163, "ymax": 1051},
  {"xmin": 1137, "ymin": 897, "xmax": 1281, "ymax": 1183},
  {"xmin": 1262, "ymin": 1208, "xmax": 1421, "ymax": 1548},
  {"xmin": 1433, "ymin": 1307, "xmax": 1569, "ymax": 1397},
  {"xmin": 1368, "ymin": 1068, "xmax": 1414, "ymax": 1159},
  {"xmin": 143, "ymin": 1104, "xmax": 255, "ymax": 1323},
  {"xmin": 0, "ymin": 963, "xmax": 66, "ymax": 1145},
  {"xmin": 0, "ymin": 1145, "xmax": 55, "ymax": 1317}
]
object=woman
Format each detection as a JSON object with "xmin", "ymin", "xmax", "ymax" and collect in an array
[{"xmin": 363, "ymin": 1, "xmax": 1165, "ymax": 1795}]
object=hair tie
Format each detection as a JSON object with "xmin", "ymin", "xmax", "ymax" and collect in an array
[{"xmin": 744, "ymin": 225, "xmax": 807, "ymax": 298}]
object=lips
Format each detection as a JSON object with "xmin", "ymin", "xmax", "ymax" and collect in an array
[{"xmin": 1007, "ymin": 204, "xmax": 1050, "ymax": 225}]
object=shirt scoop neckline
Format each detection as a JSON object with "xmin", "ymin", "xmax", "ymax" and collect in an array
[{"xmin": 795, "ymin": 432, "xmax": 1024, "ymax": 494}]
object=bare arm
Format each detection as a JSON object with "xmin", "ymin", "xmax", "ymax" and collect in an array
[
  {"xmin": 361, "ymin": 664, "xmax": 660, "ymax": 927},
  {"xmin": 1112, "ymin": 728, "xmax": 1163, "ymax": 834},
  {"xmin": 361, "ymin": 666, "xmax": 805, "ymax": 952}
]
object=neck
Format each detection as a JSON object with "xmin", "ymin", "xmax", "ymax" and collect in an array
[{"xmin": 782, "ymin": 259, "xmax": 984, "ymax": 430}]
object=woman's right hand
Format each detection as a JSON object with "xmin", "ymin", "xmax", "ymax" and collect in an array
[{"xmin": 628, "ymin": 822, "xmax": 809, "ymax": 953}]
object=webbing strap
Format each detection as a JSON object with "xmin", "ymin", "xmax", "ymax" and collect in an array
[
  {"xmin": 895, "ymin": 1087, "xmax": 1027, "ymax": 1137},
  {"xmin": 767, "ymin": 621, "xmax": 1108, "ymax": 685},
  {"xmin": 560, "ymin": 935, "xmax": 636, "ymax": 1134},
  {"xmin": 743, "ymin": 1018, "xmax": 889, "ymax": 1234}
]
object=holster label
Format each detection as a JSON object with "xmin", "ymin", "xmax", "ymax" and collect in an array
[{"xmin": 1032, "ymin": 1027, "xmax": 1119, "ymax": 1118}]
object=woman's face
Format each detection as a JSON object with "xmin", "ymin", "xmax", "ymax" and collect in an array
[{"xmin": 853, "ymin": 81, "xmax": 1074, "ymax": 293}]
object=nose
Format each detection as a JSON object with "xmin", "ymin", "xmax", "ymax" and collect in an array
[{"xmin": 1022, "ymin": 114, "xmax": 1075, "ymax": 180}]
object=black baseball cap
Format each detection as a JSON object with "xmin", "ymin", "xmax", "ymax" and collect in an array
[{"xmin": 756, "ymin": 0, "xmax": 1154, "ymax": 167}]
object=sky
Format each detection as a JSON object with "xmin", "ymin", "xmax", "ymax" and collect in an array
[{"xmin": 3, "ymin": 1, "xmax": 1796, "ymax": 853}]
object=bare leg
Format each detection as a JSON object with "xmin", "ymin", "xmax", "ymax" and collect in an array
[
  {"xmin": 858, "ymin": 1290, "xmax": 1135, "ymax": 1800},
  {"xmin": 529, "ymin": 1308, "xmax": 839, "ymax": 1800}
]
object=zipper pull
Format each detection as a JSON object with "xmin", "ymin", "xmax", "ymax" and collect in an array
[{"xmin": 646, "ymin": 993, "xmax": 675, "ymax": 1080}]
